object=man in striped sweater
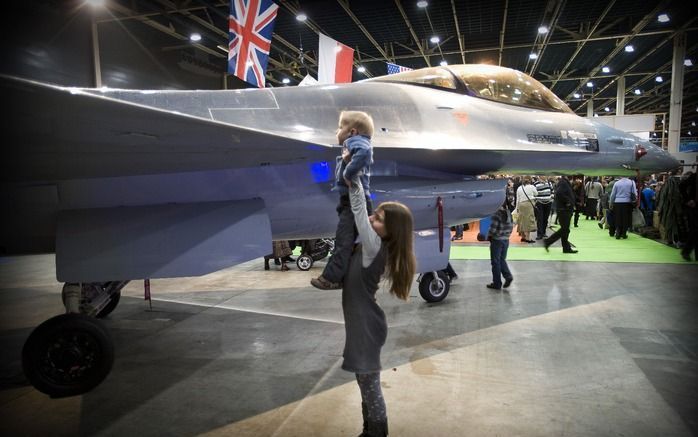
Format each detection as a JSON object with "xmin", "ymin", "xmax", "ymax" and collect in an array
[
  {"xmin": 486, "ymin": 200, "xmax": 514, "ymax": 290},
  {"xmin": 534, "ymin": 176, "xmax": 553, "ymax": 240}
]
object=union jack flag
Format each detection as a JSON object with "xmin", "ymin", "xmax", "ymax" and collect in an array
[{"xmin": 228, "ymin": 0, "xmax": 279, "ymax": 88}]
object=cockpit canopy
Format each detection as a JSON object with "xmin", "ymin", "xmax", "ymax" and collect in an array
[{"xmin": 369, "ymin": 64, "xmax": 573, "ymax": 114}]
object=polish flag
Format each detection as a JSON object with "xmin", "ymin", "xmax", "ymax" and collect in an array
[{"xmin": 318, "ymin": 33, "xmax": 354, "ymax": 84}]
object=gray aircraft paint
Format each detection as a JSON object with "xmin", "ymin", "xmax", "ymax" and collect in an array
[{"xmin": 0, "ymin": 65, "xmax": 679, "ymax": 281}]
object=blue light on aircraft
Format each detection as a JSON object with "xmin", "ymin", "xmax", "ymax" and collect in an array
[{"xmin": 310, "ymin": 162, "xmax": 331, "ymax": 183}]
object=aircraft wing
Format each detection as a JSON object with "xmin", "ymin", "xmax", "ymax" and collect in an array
[
  {"xmin": 2, "ymin": 75, "xmax": 594, "ymax": 183},
  {"xmin": 1, "ymin": 75, "xmax": 337, "ymax": 182}
]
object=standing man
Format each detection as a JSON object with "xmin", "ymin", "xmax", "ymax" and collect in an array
[
  {"xmin": 609, "ymin": 176, "xmax": 637, "ymax": 239},
  {"xmin": 534, "ymin": 176, "xmax": 553, "ymax": 240},
  {"xmin": 544, "ymin": 175, "xmax": 578, "ymax": 254}
]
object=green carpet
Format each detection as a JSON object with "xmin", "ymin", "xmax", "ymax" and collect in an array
[{"xmin": 450, "ymin": 219, "xmax": 696, "ymax": 264}]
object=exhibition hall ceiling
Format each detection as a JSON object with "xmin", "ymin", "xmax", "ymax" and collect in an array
[{"xmin": 78, "ymin": 1, "xmax": 698, "ymax": 130}]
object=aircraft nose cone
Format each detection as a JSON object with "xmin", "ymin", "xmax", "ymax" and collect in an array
[{"xmin": 642, "ymin": 144, "xmax": 681, "ymax": 173}]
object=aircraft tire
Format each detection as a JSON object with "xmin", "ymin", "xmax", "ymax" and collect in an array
[
  {"xmin": 22, "ymin": 313, "xmax": 114, "ymax": 398},
  {"xmin": 96, "ymin": 291, "xmax": 121, "ymax": 318},
  {"xmin": 296, "ymin": 254, "xmax": 314, "ymax": 271},
  {"xmin": 418, "ymin": 271, "xmax": 450, "ymax": 303}
]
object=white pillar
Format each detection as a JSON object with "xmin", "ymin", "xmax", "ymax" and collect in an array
[
  {"xmin": 616, "ymin": 75, "xmax": 625, "ymax": 115},
  {"xmin": 668, "ymin": 32, "xmax": 686, "ymax": 155},
  {"xmin": 587, "ymin": 98, "xmax": 593, "ymax": 118}
]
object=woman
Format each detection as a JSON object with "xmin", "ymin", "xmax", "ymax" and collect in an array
[
  {"xmin": 263, "ymin": 240, "xmax": 292, "ymax": 271},
  {"xmin": 515, "ymin": 176, "xmax": 538, "ymax": 243},
  {"xmin": 344, "ymin": 174, "xmax": 416, "ymax": 437}
]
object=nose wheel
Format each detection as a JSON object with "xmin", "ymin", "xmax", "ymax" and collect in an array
[{"xmin": 418, "ymin": 270, "xmax": 451, "ymax": 302}]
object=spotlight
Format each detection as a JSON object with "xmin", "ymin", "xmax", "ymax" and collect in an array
[
  {"xmin": 685, "ymin": 59, "xmax": 694, "ymax": 67},
  {"xmin": 282, "ymin": 78, "xmax": 290, "ymax": 84},
  {"xmin": 604, "ymin": 107, "xmax": 610, "ymax": 112},
  {"xmin": 657, "ymin": 13, "xmax": 670, "ymax": 23},
  {"xmin": 440, "ymin": 60, "xmax": 448, "ymax": 66},
  {"xmin": 634, "ymin": 89, "xmax": 641, "ymax": 95},
  {"xmin": 586, "ymin": 81, "xmax": 593, "ymax": 88},
  {"xmin": 529, "ymin": 53, "xmax": 538, "ymax": 60},
  {"xmin": 357, "ymin": 66, "xmax": 366, "ymax": 73},
  {"xmin": 430, "ymin": 36, "xmax": 440, "ymax": 44},
  {"xmin": 189, "ymin": 33, "xmax": 201, "ymax": 42},
  {"xmin": 656, "ymin": 76, "xmax": 663, "ymax": 83},
  {"xmin": 625, "ymin": 45, "xmax": 634, "ymax": 53},
  {"xmin": 417, "ymin": 1, "xmax": 428, "ymax": 8},
  {"xmin": 296, "ymin": 13, "xmax": 307, "ymax": 22},
  {"xmin": 538, "ymin": 26, "xmax": 548, "ymax": 34},
  {"xmin": 602, "ymin": 66, "xmax": 610, "ymax": 73}
]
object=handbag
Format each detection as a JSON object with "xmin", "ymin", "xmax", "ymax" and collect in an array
[{"xmin": 632, "ymin": 207, "xmax": 645, "ymax": 228}]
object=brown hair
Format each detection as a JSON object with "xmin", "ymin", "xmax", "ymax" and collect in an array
[
  {"xmin": 340, "ymin": 110, "xmax": 375, "ymax": 137},
  {"xmin": 378, "ymin": 201, "xmax": 416, "ymax": 300}
]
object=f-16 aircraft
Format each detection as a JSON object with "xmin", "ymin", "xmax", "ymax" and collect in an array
[{"xmin": 1, "ymin": 64, "xmax": 679, "ymax": 397}]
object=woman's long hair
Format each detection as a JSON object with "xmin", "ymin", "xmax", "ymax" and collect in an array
[{"xmin": 379, "ymin": 202, "xmax": 416, "ymax": 301}]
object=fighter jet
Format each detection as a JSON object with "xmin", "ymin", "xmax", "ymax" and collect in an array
[{"xmin": 0, "ymin": 64, "xmax": 679, "ymax": 397}]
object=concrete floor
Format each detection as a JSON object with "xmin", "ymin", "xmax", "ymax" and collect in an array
[{"xmin": 0, "ymin": 254, "xmax": 697, "ymax": 437}]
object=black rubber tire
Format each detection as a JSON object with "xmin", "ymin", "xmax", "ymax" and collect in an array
[
  {"xmin": 22, "ymin": 313, "xmax": 114, "ymax": 398},
  {"xmin": 296, "ymin": 254, "xmax": 314, "ymax": 271},
  {"xmin": 96, "ymin": 291, "xmax": 120, "ymax": 319},
  {"xmin": 418, "ymin": 271, "xmax": 450, "ymax": 303}
]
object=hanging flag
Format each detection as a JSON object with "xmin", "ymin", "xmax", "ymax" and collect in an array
[
  {"xmin": 318, "ymin": 33, "xmax": 354, "ymax": 84},
  {"xmin": 387, "ymin": 62, "xmax": 413, "ymax": 74},
  {"xmin": 228, "ymin": 0, "xmax": 279, "ymax": 88}
]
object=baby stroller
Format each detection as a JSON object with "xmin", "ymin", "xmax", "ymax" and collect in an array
[{"xmin": 296, "ymin": 238, "xmax": 335, "ymax": 271}]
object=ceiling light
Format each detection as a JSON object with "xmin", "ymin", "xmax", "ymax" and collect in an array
[
  {"xmin": 624, "ymin": 45, "xmax": 634, "ymax": 53},
  {"xmin": 573, "ymin": 93, "xmax": 580, "ymax": 98},
  {"xmin": 529, "ymin": 53, "xmax": 538, "ymax": 59},
  {"xmin": 430, "ymin": 36, "xmax": 440, "ymax": 44},
  {"xmin": 357, "ymin": 66, "xmax": 366, "ymax": 73},
  {"xmin": 586, "ymin": 81, "xmax": 593, "ymax": 88},
  {"xmin": 657, "ymin": 13, "xmax": 670, "ymax": 23},
  {"xmin": 604, "ymin": 107, "xmax": 610, "ymax": 112},
  {"xmin": 689, "ymin": 131, "xmax": 693, "ymax": 136},
  {"xmin": 282, "ymin": 78, "xmax": 290, "ymax": 84},
  {"xmin": 538, "ymin": 26, "xmax": 548, "ymax": 34},
  {"xmin": 189, "ymin": 33, "xmax": 201, "ymax": 42},
  {"xmin": 655, "ymin": 76, "xmax": 663, "ymax": 83},
  {"xmin": 602, "ymin": 66, "xmax": 610, "ymax": 73},
  {"xmin": 417, "ymin": 1, "xmax": 428, "ymax": 8},
  {"xmin": 440, "ymin": 60, "xmax": 448, "ymax": 66},
  {"xmin": 634, "ymin": 89, "xmax": 641, "ymax": 95},
  {"xmin": 685, "ymin": 59, "xmax": 694, "ymax": 67},
  {"xmin": 692, "ymin": 121, "xmax": 696, "ymax": 126},
  {"xmin": 296, "ymin": 13, "xmax": 307, "ymax": 22}
]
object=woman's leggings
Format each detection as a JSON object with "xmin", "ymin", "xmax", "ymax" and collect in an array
[{"xmin": 355, "ymin": 372, "xmax": 387, "ymax": 422}]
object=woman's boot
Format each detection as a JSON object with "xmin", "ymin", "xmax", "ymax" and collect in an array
[
  {"xmin": 357, "ymin": 402, "xmax": 368, "ymax": 437},
  {"xmin": 365, "ymin": 420, "xmax": 388, "ymax": 437}
]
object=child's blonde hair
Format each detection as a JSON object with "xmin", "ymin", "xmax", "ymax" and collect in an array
[{"xmin": 340, "ymin": 111, "xmax": 374, "ymax": 137}]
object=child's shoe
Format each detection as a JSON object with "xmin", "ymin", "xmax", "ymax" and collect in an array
[{"xmin": 310, "ymin": 276, "xmax": 342, "ymax": 290}]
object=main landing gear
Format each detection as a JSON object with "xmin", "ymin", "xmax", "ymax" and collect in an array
[{"xmin": 22, "ymin": 281, "xmax": 128, "ymax": 397}]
